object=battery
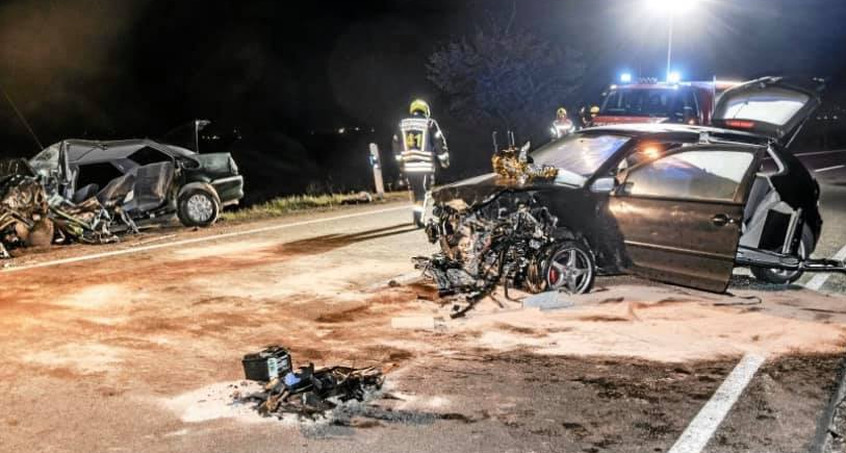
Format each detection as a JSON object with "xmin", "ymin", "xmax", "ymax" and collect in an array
[{"xmin": 242, "ymin": 346, "xmax": 292, "ymax": 382}]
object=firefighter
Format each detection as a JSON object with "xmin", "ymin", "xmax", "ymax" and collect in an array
[
  {"xmin": 392, "ymin": 99, "xmax": 449, "ymax": 227},
  {"xmin": 550, "ymin": 107, "xmax": 575, "ymax": 139}
]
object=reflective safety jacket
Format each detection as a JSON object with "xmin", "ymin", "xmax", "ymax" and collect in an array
[
  {"xmin": 551, "ymin": 118, "xmax": 575, "ymax": 139},
  {"xmin": 392, "ymin": 116, "xmax": 449, "ymax": 174}
]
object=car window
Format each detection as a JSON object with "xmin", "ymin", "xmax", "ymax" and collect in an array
[
  {"xmin": 127, "ymin": 146, "xmax": 172, "ymax": 166},
  {"xmin": 717, "ymin": 86, "xmax": 810, "ymax": 126},
  {"xmin": 624, "ymin": 150, "xmax": 755, "ymax": 201},
  {"xmin": 531, "ymin": 134, "xmax": 630, "ymax": 184},
  {"xmin": 600, "ymin": 88, "xmax": 696, "ymax": 118},
  {"xmin": 75, "ymin": 162, "xmax": 125, "ymax": 191}
]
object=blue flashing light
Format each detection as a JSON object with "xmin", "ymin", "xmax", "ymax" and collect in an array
[{"xmin": 620, "ymin": 72, "xmax": 633, "ymax": 83}]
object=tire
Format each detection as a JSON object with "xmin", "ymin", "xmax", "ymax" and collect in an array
[
  {"xmin": 177, "ymin": 187, "xmax": 220, "ymax": 228},
  {"xmin": 750, "ymin": 227, "xmax": 813, "ymax": 284},
  {"xmin": 529, "ymin": 240, "xmax": 596, "ymax": 294}
]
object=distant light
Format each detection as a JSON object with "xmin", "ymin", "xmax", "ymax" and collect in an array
[
  {"xmin": 647, "ymin": 0, "xmax": 700, "ymax": 14},
  {"xmin": 609, "ymin": 84, "xmax": 618, "ymax": 90},
  {"xmin": 668, "ymin": 72, "xmax": 682, "ymax": 84},
  {"xmin": 620, "ymin": 73, "xmax": 633, "ymax": 83},
  {"xmin": 338, "ymin": 127, "xmax": 346, "ymax": 134}
]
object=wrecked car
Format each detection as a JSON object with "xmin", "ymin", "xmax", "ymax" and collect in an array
[
  {"xmin": 29, "ymin": 137, "xmax": 244, "ymax": 228},
  {"xmin": 423, "ymin": 77, "xmax": 845, "ymax": 297}
]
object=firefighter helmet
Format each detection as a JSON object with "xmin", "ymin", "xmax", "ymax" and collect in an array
[
  {"xmin": 557, "ymin": 107, "xmax": 568, "ymax": 119},
  {"xmin": 409, "ymin": 99, "xmax": 431, "ymax": 118}
]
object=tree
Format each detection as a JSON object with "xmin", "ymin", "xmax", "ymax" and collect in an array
[{"xmin": 427, "ymin": 17, "xmax": 585, "ymax": 143}]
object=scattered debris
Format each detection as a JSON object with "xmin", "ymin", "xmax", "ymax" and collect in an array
[
  {"xmin": 491, "ymin": 142, "xmax": 558, "ymax": 184},
  {"xmin": 522, "ymin": 291, "xmax": 576, "ymax": 311},
  {"xmin": 415, "ymin": 193, "xmax": 562, "ymax": 318},
  {"xmin": 237, "ymin": 346, "xmax": 385, "ymax": 420},
  {"xmin": 0, "ymin": 165, "xmax": 125, "ymax": 257}
]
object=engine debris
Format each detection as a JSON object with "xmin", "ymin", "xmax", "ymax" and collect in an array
[{"xmin": 416, "ymin": 193, "xmax": 562, "ymax": 318}]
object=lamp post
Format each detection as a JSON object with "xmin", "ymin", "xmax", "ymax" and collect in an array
[{"xmin": 647, "ymin": 0, "xmax": 699, "ymax": 82}]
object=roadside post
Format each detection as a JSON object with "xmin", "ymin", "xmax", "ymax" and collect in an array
[{"xmin": 369, "ymin": 142, "xmax": 385, "ymax": 200}]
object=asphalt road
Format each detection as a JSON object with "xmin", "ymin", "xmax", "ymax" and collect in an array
[
  {"xmin": 795, "ymin": 149, "xmax": 846, "ymax": 294},
  {"xmin": 1, "ymin": 147, "xmax": 845, "ymax": 452},
  {"xmin": 1, "ymin": 193, "xmax": 846, "ymax": 453}
]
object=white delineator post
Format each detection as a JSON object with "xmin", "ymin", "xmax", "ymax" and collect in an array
[{"xmin": 370, "ymin": 142, "xmax": 385, "ymax": 199}]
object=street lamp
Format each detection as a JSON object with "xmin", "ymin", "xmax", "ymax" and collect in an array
[{"xmin": 647, "ymin": 0, "xmax": 700, "ymax": 82}]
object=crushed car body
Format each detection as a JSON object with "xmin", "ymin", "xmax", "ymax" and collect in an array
[
  {"xmin": 421, "ymin": 77, "xmax": 846, "ymax": 299},
  {"xmin": 0, "ymin": 125, "xmax": 245, "ymax": 256},
  {"xmin": 30, "ymin": 137, "xmax": 244, "ymax": 228}
]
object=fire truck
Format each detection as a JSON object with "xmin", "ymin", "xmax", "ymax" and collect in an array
[{"xmin": 588, "ymin": 77, "xmax": 740, "ymax": 127}]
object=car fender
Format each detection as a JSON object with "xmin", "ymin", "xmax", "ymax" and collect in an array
[{"xmin": 178, "ymin": 181, "xmax": 221, "ymax": 204}]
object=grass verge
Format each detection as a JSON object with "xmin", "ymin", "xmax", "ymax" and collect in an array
[{"xmin": 222, "ymin": 191, "xmax": 409, "ymax": 222}]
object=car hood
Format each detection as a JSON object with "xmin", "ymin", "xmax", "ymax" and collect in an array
[{"xmin": 432, "ymin": 172, "xmax": 579, "ymax": 209}]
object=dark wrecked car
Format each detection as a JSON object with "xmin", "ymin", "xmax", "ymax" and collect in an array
[
  {"xmin": 421, "ymin": 77, "xmax": 845, "ymax": 299},
  {"xmin": 29, "ymin": 137, "xmax": 244, "ymax": 228}
]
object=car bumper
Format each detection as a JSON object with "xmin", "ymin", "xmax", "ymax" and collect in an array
[{"xmin": 211, "ymin": 175, "xmax": 245, "ymax": 207}]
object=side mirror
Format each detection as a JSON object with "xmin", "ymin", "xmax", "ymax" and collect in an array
[{"xmin": 590, "ymin": 177, "xmax": 616, "ymax": 194}]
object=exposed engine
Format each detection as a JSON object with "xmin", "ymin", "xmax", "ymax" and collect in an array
[{"xmin": 415, "ymin": 193, "xmax": 560, "ymax": 316}]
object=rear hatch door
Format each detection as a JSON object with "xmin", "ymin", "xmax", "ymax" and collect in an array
[{"xmin": 712, "ymin": 77, "xmax": 821, "ymax": 146}]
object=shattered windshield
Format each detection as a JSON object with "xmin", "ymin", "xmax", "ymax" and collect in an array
[
  {"xmin": 600, "ymin": 87, "xmax": 696, "ymax": 118},
  {"xmin": 28, "ymin": 144, "xmax": 61, "ymax": 177},
  {"xmin": 530, "ymin": 134, "xmax": 630, "ymax": 186}
]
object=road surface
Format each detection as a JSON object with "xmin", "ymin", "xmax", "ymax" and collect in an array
[{"xmin": 1, "ymin": 186, "xmax": 845, "ymax": 452}]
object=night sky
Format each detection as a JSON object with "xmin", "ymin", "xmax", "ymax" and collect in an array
[{"xmin": 1, "ymin": 0, "xmax": 845, "ymax": 200}]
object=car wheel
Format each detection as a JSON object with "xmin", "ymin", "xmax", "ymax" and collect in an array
[
  {"xmin": 529, "ymin": 240, "xmax": 596, "ymax": 294},
  {"xmin": 750, "ymin": 227, "xmax": 813, "ymax": 284},
  {"xmin": 177, "ymin": 187, "xmax": 220, "ymax": 227}
]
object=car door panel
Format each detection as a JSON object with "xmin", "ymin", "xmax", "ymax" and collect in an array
[
  {"xmin": 609, "ymin": 197, "xmax": 744, "ymax": 292},
  {"xmin": 609, "ymin": 145, "xmax": 763, "ymax": 293}
]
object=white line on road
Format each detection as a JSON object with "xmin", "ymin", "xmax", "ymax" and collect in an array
[
  {"xmin": 2, "ymin": 205, "xmax": 411, "ymax": 274},
  {"xmin": 795, "ymin": 149, "xmax": 846, "ymax": 158},
  {"xmin": 805, "ymin": 244, "xmax": 846, "ymax": 291},
  {"xmin": 667, "ymin": 354, "xmax": 766, "ymax": 453},
  {"xmin": 816, "ymin": 165, "xmax": 846, "ymax": 173}
]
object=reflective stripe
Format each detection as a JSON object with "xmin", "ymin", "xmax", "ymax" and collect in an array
[{"xmin": 405, "ymin": 167, "xmax": 434, "ymax": 173}]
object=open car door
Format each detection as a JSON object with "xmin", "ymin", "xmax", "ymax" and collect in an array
[
  {"xmin": 608, "ymin": 144, "xmax": 764, "ymax": 292},
  {"xmin": 712, "ymin": 77, "xmax": 821, "ymax": 147}
]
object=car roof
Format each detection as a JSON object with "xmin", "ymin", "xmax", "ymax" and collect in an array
[
  {"xmin": 52, "ymin": 138, "xmax": 195, "ymax": 164},
  {"xmin": 582, "ymin": 123, "xmax": 770, "ymax": 146}
]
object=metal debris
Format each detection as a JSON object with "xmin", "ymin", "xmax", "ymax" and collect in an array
[
  {"xmin": 237, "ymin": 347, "xmax": 385, "ymax": 420},
  {"xmin": 416, "ymin": 193, "xmax": 560, "ymax": 318},
  {"xmin": 491, "ymin": 143, "xmax": 558, "ymax": 184}
]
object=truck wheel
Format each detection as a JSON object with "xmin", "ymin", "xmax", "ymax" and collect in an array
[
  {"xmin": 751, "ymin": 227, "xmax": 813, "ymax": 284},
  {"xmin": 177, "ymin": 187, "xmax": 220, "ymax": 227},
  {"xmin": 529, "ymin": 241, "xmax": 596, "ymax": 294}
]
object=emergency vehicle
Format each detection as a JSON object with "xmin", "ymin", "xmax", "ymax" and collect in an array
[{"xmin": 589, "ymin": 77, "xmax": 740, "ymax": 127}]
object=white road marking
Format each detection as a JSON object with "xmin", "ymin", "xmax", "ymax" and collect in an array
[
  {"xmin": 794, "ymin": 149, "xmax": 846, "ymax": 158},
  {"xmin": 816, "ymin": 165, "xmax": 846, "ymax": 173},
  {"xmin": 805, "ymin": 244, "xmax": 846, "ymax": 291},
  {"xmin": 667, "ymin": 354, "xmax": 766, "ymax": 453},
  {"xmin": 2, "ymin": 205, "xmax": 411, "ymax": 274}
]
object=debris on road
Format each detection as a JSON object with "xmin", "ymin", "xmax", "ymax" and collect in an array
[
  {"xmin": 238, "ymin": 346, "xmax": 385, "ymax": 420},
  {"xmin": 415, "ymin": 193, "xmax": 568, "ymax": 318},
  {"xmin": 522, "ymin": 291, "xmax": 575, "ymax": 311},
  {"xmin": 0, "ymin": 167, "xmax": 124, "ymax": 257}
]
